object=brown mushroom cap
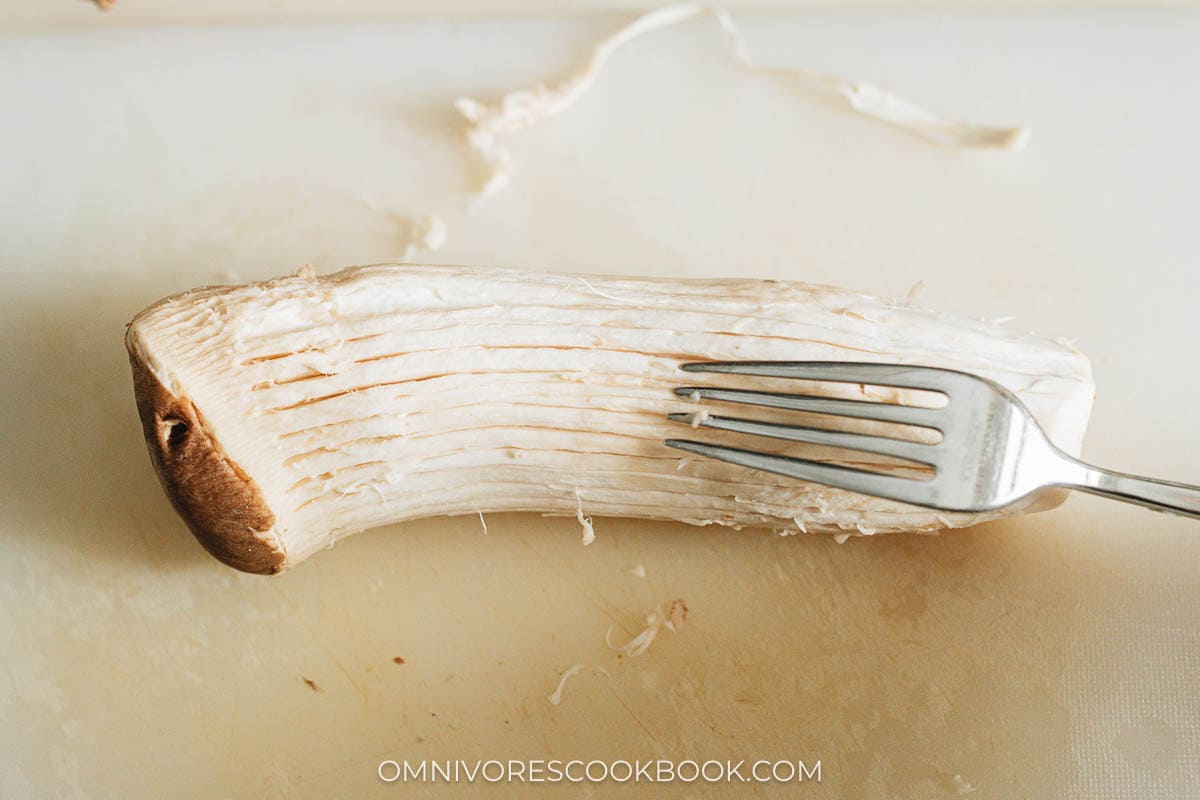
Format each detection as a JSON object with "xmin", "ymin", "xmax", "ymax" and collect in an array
[{"xmin": 127, "ymin": 342, "xmax": 284, "ymax": 574}]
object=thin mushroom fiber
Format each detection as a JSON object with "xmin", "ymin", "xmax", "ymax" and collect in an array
[
  {"xmin": 329, "ymin": 4, "xmax": 1030, "ymax": 265},
  {"xmin": 125, "ymin": 264, "xmax": 1094, "ymax": 573},
  {"xmin": 457, "ymin": 2, "xmax": 1028, "ymax": 198}
]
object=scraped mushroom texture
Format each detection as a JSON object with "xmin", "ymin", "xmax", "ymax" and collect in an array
[{"xmin": 125, "ymin": 265, "xmax": 1094, "ymax": 573}]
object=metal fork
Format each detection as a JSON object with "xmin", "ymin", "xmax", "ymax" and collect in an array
[{"xmin": 665, "ymin": 362, "xmax": 1200, "ymax": 519}]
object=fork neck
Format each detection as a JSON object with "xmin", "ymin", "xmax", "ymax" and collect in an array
[{"xmin": 1053, "ymin": 453, "xmax": 1200, "ymax": 520}]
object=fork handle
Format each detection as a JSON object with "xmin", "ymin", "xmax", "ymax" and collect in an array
[{"xmin": 1063, "ymin": 460, "xmax": 1200, "ymax": 520}]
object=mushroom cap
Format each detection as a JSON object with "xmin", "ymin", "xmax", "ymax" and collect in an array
[{"xmin": 127, "ymin": 343, "xmax": 285, "ymax": 574}]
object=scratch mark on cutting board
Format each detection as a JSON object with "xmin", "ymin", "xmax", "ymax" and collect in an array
[
  {"xmin": 266, "ymin": 582, "xmax": 370, "ymax": 703},
  {"xmin": 291, "ymin": 747, "xmax": 411, "ymax": 788},
  {"xmin": 331, "ymin": 655, "xmax": 368, "ymax": 704},
  {"xmin": 608, "ymin": 686, "xmax": 660, "ymax": 744},
  {"xmin": 693, "ymin": 692, "xmax": 737, "ymax": 740}
]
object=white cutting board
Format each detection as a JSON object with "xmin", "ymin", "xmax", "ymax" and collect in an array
[
  {"xmin": 1, "ymin": 11, "xmax": 1198, "ymax": 799},
  {"xmin": 11, "ymin": 0, "xmax": 1193, "ymax": 29}
]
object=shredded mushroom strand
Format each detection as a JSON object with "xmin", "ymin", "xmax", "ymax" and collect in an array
[
  {"xmin": 712, "ymin": 8, "xmax": 1028, "ymax": 149},
  {"xmin": 469, "ymin": 501, "xmax": 489, "ymax": 535},
  {"xmin": 606, "ymin": 599, "xmax": 689, "ymax": 657},
  {"xmin": 360, "ymin": 192, "xmax": 448, "ymax": 263},
  {"xmin": 575, "ymin": 488, "xmax": 596, "ymax": 545},
  {"xmin": 952, "ymin": 775, "xmax": 978, "ymax": 795},
  {"xmin": 548, "ymin": 663, "xmax": 611, "ymax": 706},
  {"xmin": 457, "ymin": 2, "xmax": 1028, "ymax": 197}
]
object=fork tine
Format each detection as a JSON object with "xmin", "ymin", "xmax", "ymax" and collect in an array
[
  {"xmin": 666, "ymin": 413, "xmax": 935, "ymax": 465},
  {"xmin": 680, "ymin": 361, "xmax": 959, "ymax": 392},
  {"xmin": 665, "ymin": 439, "xmax": 931, "ymax": 506},
  {"xmin": 674, "ymin": 386, "xmax": 939, "ymax": 429}
]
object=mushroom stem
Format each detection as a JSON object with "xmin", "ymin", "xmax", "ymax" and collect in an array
[{"xmin": 126, "ymin": 264, "xmax": 1093, "ymax": 572}]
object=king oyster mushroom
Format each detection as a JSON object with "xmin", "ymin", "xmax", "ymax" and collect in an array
[{"xmin": 125, "ymin": 265, "xmax": 1093, "ymax": 573}]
